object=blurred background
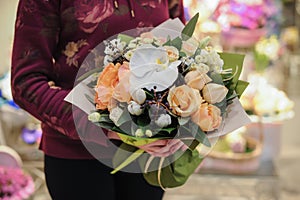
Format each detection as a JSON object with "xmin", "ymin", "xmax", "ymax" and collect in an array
[{"xmin": 0, "ymin": 0, "xmax": 299, "ymax": 199}]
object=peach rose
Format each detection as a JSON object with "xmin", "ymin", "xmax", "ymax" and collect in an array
[
  {"xmin": 184, "ymin": 70, "xmax": 212, "ymax": 90},
  {"xmin": 97, "ymin": 63, "xmax": 120, "ymax": 87},
  {"xmin": 94, "ymin": 85, "xmax": 114, "ymax": 110},
  {"xmin": 95, "ymin": 63, "xmax": 121, "ymax": 110},
  {"xmin": 191, "ymin": 103, "xmax": 222, "ymax": 132},
  {"xmin": 167, "ymin": 85, "xmax": 202, "ymax": 117},
  {"xmin": 113, "ymin": 63, "xmax": 131, "ymax": 103}
]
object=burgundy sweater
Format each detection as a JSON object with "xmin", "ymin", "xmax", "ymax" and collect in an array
[{"xmin": 11, "ymin": 0, "xmax": 185, "ymax": 159}]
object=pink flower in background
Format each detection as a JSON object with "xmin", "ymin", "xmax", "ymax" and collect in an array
[
  {"xmin": 74, "ymin": 0, "xmax": 114, "ymax": 33},
  {"xmin": 0, "ymin": 166, "xmax": 34, "ymax": 200}
]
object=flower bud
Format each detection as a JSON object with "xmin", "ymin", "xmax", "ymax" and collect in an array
[
  {"xmin": 145, "ymin": 130, "xmax": 153, "ymax": 137},
  {"xmin": 155, "ymin": 114, "xmax": 172, "ymax": 128},
  {"xmin": 131, "ymin": 89, "xmax": 146, "ymax": 104},
  {"xmin": 135, "ymin": 129, "xmax": 144, "ymax": 137},
  {"xmin": 124, "ymin": 50, "xmax": 134, "ymax": 61},
  {"xmin": 88, "ymin": 112, "xmax": 101, "ymax": 123},
  {"xmin": 202, "ymin": 83, "xmax": 228, "ymax": 104},
  {"xmin": 128, "ymin": 101, "xmax": 143, "ymax": 116}
]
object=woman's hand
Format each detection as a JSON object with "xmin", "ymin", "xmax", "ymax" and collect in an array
[
  {"xmin": 139, "ymin": 139, "xmax": 188, "ymax": 157},
  {"xmin": 107, "ymin": 131, "xmax": 188, "ymax": 157}
]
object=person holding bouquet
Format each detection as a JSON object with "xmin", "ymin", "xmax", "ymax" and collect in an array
[{"xmin": 11, "ymin": 0, "xmax": 185, "ymax": 199}]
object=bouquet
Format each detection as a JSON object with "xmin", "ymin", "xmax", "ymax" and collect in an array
[{"xmin": 65, "ymin": 13, "xmax": 250, "ymax": 188}]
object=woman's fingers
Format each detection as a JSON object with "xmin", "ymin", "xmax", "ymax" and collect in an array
[{"xmin": 140, "ymin": 139, "xmax": 186, "ymax": 157}]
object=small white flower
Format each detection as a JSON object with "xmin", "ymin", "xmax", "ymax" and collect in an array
[
  {"xmin": 135, "ymin": 129, "xmax": 144, "ymax": 137},
  {"xmin": 127, "ymin": 101, "xmax": 143, "ymax": 116},
  {"xmin": 206, "ymin": 49, "xmax": 224, "ymax": 72},
  {"xmin": 190, "ymin": 63, "xmax": 210, "ymax": 73},
  {"xmin": 142, "ymin": 37, "xmax": 154, "ymax": 44},
  {"xmin": 109, "ymin": 106, "xmax": 124, "ymax": 125},
  {"xmin": 155, "ymin": 114, "xmax": 172, "ymax": 128},
  {"xmin": 131, "ymin": 89, "xmax": 146, "ymax": 104},
  {"xmin": 104, "ymin": 55, "xmax": 114, "ymax": 65},
  {"xmin": 182, "ymin": 57, "xmax": 194, "ymax": 66},
  {"xmin": 195, "ymin": 55, "xmax": 208, "ymax": 64},
  {"xmin": 88, "ymin": 112, "xmax": 101, "ymax": 123},
  {"xmin": 128, "ymin": 42, "xmax": 137, "ymax": 49},
  {"xmin": 145, "ymin": 130, "xmax": 153, "ymax": 137},
  {"xmin": 124, "ymin": 50, "xmax": 134, "ymax": 61}
]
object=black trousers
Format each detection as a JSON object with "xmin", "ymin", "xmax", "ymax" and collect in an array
[{"xmin": 44, "ymin": 155, "xmax": 164, "ymax": 200}]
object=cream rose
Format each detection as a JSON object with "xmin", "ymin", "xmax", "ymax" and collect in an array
[
  {"xmin": 191, "ymin": 103, "xmax": 222, "ymax": 132},
  {"xmin": 167, "ymin": 85, "xmax": 202, "ymax": 117},
  {"xmin": 202, "ymin": 83, "xmax": 228, "ymax": 104},
  {"xmin": 181, "ymin": 37, "xmax": 198, "ymax": 56},
  {"xmin": 184, "ymin": 70, "xmax": 212, "ymax": 90}
]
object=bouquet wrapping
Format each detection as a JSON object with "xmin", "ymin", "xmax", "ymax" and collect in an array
[{"xmin": 65, "ymin": 14, "xmax": 250, "ymax": 188}]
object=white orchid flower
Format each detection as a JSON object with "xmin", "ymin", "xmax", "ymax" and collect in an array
[{"xmin": 129, "ymin": 45, "xmax": 181, "ymax": 92}]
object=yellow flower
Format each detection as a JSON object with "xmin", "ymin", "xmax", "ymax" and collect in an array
[{"xmin": 63, "ymin": 42, "xmax": 79, "ymax": 57}]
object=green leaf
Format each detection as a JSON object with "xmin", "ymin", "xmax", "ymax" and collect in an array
[
  {"xmin": 159, "ymin": 127, "xmax": 177, "ymax": 134},
  {"xmin": 111, "ymin": 143, "xmax": 144, "ymax": 174},
  {"xmin": 219, "ymin": 52, "xmax": 247, "ymax": 97},
  {"xmin": 116, "ymin": 109, "xmax": 132, "ymax": 127},
  {"xmin": 209, "ymin": 71, "xmax": 224, "ymax": 85},
  {"xmin": 169, "ymin": 37, "xmax": 182, "ymax": 50},
  {"xmin": 118, "ymin": 33, "xmax": 134, "ymax": 44},
  {"xmin": 189, "ymin": 123, "xmax": 211, "ymax": 147},
  {"xmin": 236, "ymin": 80, "xmax": 249, "ymax": 97},
  {"xmin": 182, "ymin": 139, "xmax": 200, "ymax": 150},
  {"xmin": 116, "ymin": 132, "xmax": 160, "ymax": 147},
  {"xmin": 219, "ymin": 52, "xmax": 245, "ymax": 84},
  {"xmin": 181, "ymin": 13, "xmax": 199, "ymax": 41},
  {"xmin": 178, "ymin": 117, "xmax": 190, "ymax": 125},
  {"xmin": 85, "ymin": 94, "xmax": 95, "ymax": 106},
  {"xmin": 199, "ymin": 36, "xmax": 211, "ymax": 49},
  {"xmin": 141, "ymin": 149, "xmax": 203, "ymax": 188}
]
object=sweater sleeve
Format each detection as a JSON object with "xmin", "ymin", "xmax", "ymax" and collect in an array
[
  {"xmin": 11, "ymin": 0, "xmax": 108, "ymax": 146},
  {"xmin": 168, "ymin": 0, "xmax": 186, "ymax": 24}
]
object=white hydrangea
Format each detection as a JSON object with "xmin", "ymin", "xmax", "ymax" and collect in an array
[
  {"xmin": 190, "ymin": 63, "xmax": 210, "ymax": 73},
  {"xmin": 103, "ymin": 55, "xmax": 114, "ymax": 65},
  {"xmin": 195, "ymin": 54, "xmax": 208, "ymax": 64},
  {"xmin": 197, "ymin": 49, "xmax": 224, "ymax": 72}
]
